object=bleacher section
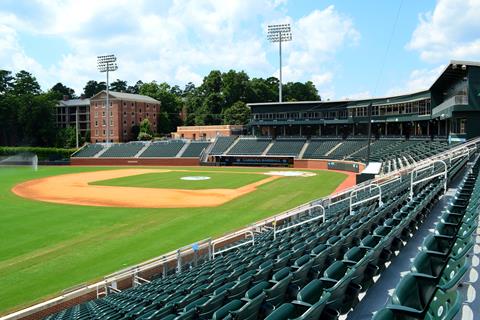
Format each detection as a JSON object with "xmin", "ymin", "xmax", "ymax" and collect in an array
[
  {"xmin": 210, "ymin": 136, "xmax": 237, "ymax": 155},
  {"xmin": 99, "ymin": 143, "xmax": 144, "ymax": 158},
  {"xmin": 73, "ymin": 138, "xmax": 462, "ymax": 176},
  {"xmin": 139, "ymin": 141, "xmax": 186, "ymax": 158},
  {"xmin": 373, "ymin": 155, "xmax": 480, "ymax": 320},
  {"xmin": 181, "ymin": 142, "xmax": 211, "ymax": 158},
  {"xmin": 327, "ymin": 140, "xmax": 367, "ymax": 159},
  {"xmin": 72, "ymin": 144, "xmax": 104, "ymax": 157},
  {"xmin": 302, "ymin": 139, "xmax": 341, "ymax": 159},
  {"xmin": 266, "ymin": 139, "xmax": 306, "ymax": 157},
  {"xmin": 227, "ymin": 138, "xmax": 272, "ymax": 155},
  {"xmin": 45, "ymin": 144, "xmax": 477, "ymax": 320}
]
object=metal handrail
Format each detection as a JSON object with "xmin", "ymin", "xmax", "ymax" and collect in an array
[
  {"xmin": 349, "ymin": 183, "xmax": 382, "ymax": 215},
  {"xmin": 273, "ymin": 204, "xmax": 324, "ymax": 239},
  {"xmin": 410, "ymin": 160, "xmax": 448, "ymax": 200},
  {"xmin": 212, "ymin": 230, "xmax": 254, "ymax": 257}
]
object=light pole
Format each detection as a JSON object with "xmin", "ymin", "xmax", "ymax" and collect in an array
[
  {"xmin": 267, "ymin": 23, "xmax": 292, "ymax": 103},
  {"xmin": 97, "ymin": 54, "xmax": 118, "ymax": 144}
]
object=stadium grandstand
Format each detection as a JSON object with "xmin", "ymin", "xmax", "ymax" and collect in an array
[
  {"xmin": 5, "ymin": 61, "xmax": 480, "ymax": 320},
  {"xmin": 30, "ymin": 138, "xmax": 479, "ymax": 320}
]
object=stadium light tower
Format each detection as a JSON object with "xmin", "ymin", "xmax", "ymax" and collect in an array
[
  {"xmin": 97, "ymin": 54, "xmax": 118, "ymax": 145},
  {"xmin": 267, "ymin": 23, "xmax": 292, "ymax": 103}
]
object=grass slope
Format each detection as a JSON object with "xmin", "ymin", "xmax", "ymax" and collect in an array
[
  {"xmin": 91, "ymin": 170, "xmax": 267, "ymax": 189},
  {"xmin": 0, "ymin": 166, "xmax": 346, "ymax": 314}
]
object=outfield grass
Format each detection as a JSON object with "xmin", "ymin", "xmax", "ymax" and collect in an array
[
  {"xmin": 91, "ymin": 170, "xmax": 267, "ymax": 189},
  {"xmin": 0, "ymin": 166, "xmax": 346, "ymax": 314}
]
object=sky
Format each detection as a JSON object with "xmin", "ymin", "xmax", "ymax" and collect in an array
[{"xmin": 1, "ymin": 0, "xmax": 480, "ymax": 100}]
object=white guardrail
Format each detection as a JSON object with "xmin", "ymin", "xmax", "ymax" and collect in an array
[{"xmin": 2, "ymin": 137, "xmax": 480, "ymax": 320}]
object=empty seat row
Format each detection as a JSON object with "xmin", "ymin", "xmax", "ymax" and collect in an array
[
  {"xmin": 373, "ymin": 154, "xmax": 480, "ymax": 320},
  {"xmin": 139, "ymin": 141, "xmax": 185, "ymax": 157}
]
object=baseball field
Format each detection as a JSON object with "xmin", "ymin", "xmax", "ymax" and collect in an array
[{"xmin": 0, "ymin": 165, "xmax": 348, "ymax": 314}]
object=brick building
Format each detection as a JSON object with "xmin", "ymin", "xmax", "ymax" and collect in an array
[
  {"xmin": 172, "ymin": 125, "xmax": 245, "ymax": 140},
  {"xmin": 90, "ymin": 91, "xmax": 160, "ymax": 143}
]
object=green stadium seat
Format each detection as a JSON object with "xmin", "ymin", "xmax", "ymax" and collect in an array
[
  {"xmin": 387, "ymin": 273, "xmax": 437, "ymax": 318},
  {"xmin": 264, "ymin": 268, "xmax": 293, "ymax": 307}
]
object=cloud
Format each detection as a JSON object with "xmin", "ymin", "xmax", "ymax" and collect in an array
[
  {"xmin": 0, "ymin": 1, "xmax": 357, "ymax": 98},
  {"xmin": 278, "ymin": 6, "xmax": 360, "ymax": 97},
  {"xmin": 407, "ymin": 0, "xmax": 480, "ymax": 62},
  {"xmin": 341, "ymin": 90, "xmax": 371, "ymax": 100},
  {"xmin": 387, "ymin": 65, "xmax": 445, "ymax": 96}
]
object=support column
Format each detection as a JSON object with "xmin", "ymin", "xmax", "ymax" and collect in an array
[
  {"xmin": 385, "ymin": 122, "xmax": 388, "ymax": 136},
  {"xmin": 319, "ymin": 124, "xmax": 322, "ymax": 137},
  {"xmin": 400, "ymin": 123, "xmax": 403, "ymax": 136},
  {"xmin": 336, "ymin": 125, "xmax": 339, "ymax": 136},
  {"xmin": 299, "ymin": 126, "xmax": 302, "ymax": 137}
]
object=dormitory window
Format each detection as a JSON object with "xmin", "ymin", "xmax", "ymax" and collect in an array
[
  {"xmin": 123, "ymin": 102, "xmax": 126, "ymax": 106},
  {"xmin": 131, "ymin": 102, "xmax": 134, "ymax": 106},
  {"xmin": 131, "ymin": 121, "xmax": 134, "ymax": 125},
  {"xmin": 95, "ymin": 130, "xmax": 99, "ymax": 136},
  {"xmin": 139, "ymin": 109, "xmax": 142, "ymax": 113},
  {"xmin": 102, "ymin": 111, "xmax": 105, "ymax": 117},
  {"xmin": 123, "ymin": 120, "xmax": 127, "ymax": 125},
  {"xmin": 103, "ymin": 130, "xmax": 106, "ymax": 135},
  {"xmin": 131, "ymin": 112, "xmax": 135, "ymax": 116},
  {"xmin": 110, "ymin": 111, "xmax": 113, "ymax": 117},
  {"xmin": 123, "ymin": 130, "xmax": 127, "ymax": 135},
  {"xmin": 102, "ymin": 120, "xmax": 106, "ymax": 126},
  {"xmin": 95, "ymin": 112, "xmax": 98, "ymax": 118},
  {"xmin": 110, "ymin": 130, "xmax": 113, "ymax": 135},
  {"xmin": 123, "ymin": 111, "xmax": 127, "ymax": 116},
  {"xmin": 95, "ymin": 121, "xmax": 98, "ymax": 127},
  {"xmin": 110, "ymin": 120, "xmax": 113, "ymax": 126}
]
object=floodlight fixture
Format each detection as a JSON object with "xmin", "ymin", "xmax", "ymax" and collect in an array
[
  {"xmin": 97, "ymin": 54, "xmax": 118, "ymax": 145},
  {"xmin": 267, "ymin": 23, "xmax": 292, "ymax": 102}
]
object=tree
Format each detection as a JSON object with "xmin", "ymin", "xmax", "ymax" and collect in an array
[
  {"xmin": 110, "ymin": 79, "xmax": 128, "ymax": 92},
  {"xmin": 13, "ymin": 71, "xmax": 41, "ymax": 96},
  {"xmin": 137, "ymin": 119, "xmax": 153, "ymax": 140},
  {"xmin": 16, "ymin": 94, "xmax": 57, "ymax": 146},
  {"xmin": 131, "ymin": 125, "xmax": 140, "ymax": 139},
  {"xmin": 127, "ymin": 80, "xmax": 143, "ymax": 94},
  {"xmin": 222, "ymin": 70, "xmax": 249, "ymax": 107},
  {"xmin": 139, "ymin": 118, "xmax": 153, "ymax": 135},
  {"xmin": 83, "ymin": 80, "xmax": 106, "ymax": 98},
  {"xmin": 246, "ymin": 77, "xmax": 278, "ymax": 103},
  {"xmin": 56, "ymin": 126, "xmax": 77, "ymax": 148},
  {"xmin": 139, "ymin": 81, "xmax": 183, "ymax": 134},
  {"xmin": 223, "ymin": 101, "xmax": 251, "ymax": 125},
  {"xmin": 0, "ymin": 70, "xmax": 14, "ymax": 94},
  {"xmin": 283, "ymin": 81, "xmax": 320, "ymax": 101},
  {"xmin": 50, "ymin": 82, "xmax": 76, "ymax": 100}
]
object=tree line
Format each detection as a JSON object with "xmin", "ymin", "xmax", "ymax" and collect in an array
[{"xmin": 0, "ymin": 69, "xmax": 320, "ymax": 147}]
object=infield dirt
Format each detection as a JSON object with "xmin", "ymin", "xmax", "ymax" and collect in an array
[{"xmin": 12, "ymin": 169, "xmax": 280, "ymax": 208}]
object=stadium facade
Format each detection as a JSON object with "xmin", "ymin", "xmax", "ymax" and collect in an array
[{"xmin": 248, "ymin": 60, "xmax": 480, "ymax": 142}]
